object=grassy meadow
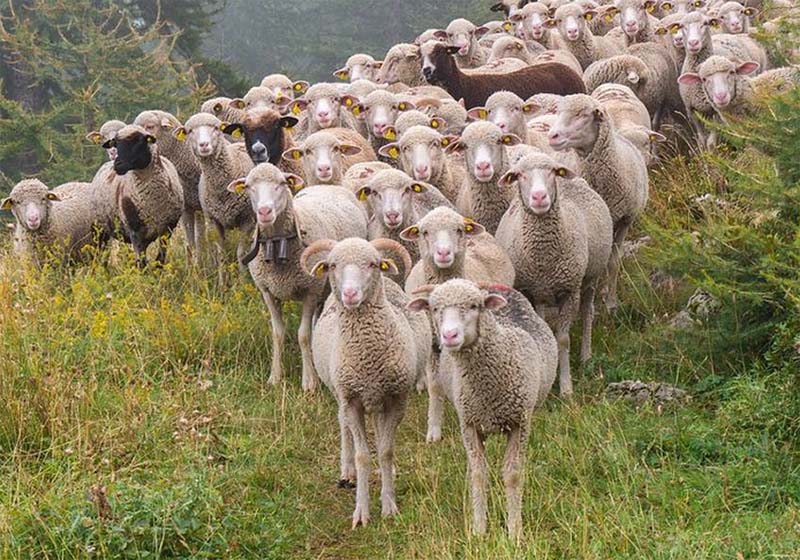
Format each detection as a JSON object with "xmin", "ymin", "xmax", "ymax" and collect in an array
[{"xmin": 2, "ymin": 139, "xmax": 800, "ymax": 559}]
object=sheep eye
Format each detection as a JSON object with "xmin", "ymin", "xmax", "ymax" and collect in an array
[
  {"xmin": 469, "ymin": 304, "xmax": 479, "ymax": 310},
  {"xmin": 422, "ymin": 231, "xmax": 429, "ymax": 238}
]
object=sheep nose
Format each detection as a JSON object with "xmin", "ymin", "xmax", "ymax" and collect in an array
[
  {"xmin": 385, "ymin": 211, "xmax": 400, "ymax": 225},
  {"xmin": 687, "ymin": 39, "xmax": 700, "ymax": 49},
  {"xmin": 436, "ymin": 247, "xmax": 452, "ymax": 259},
  {"xmin": 252, "ymin": 144, "xmax": 266, "ymax": 154},
  {"xmin": 318, "ymin": 164, "xmax": 331, "ymax": 173},
  {"xmin": 257, "ymin": 207, "xmax": 273, "ymax": 219},
  {"xmin": 415, "ymin": 164, "xmax": 429, "ymax": 176},
  {"xmin": 476, "ymin": 161, "xmax": 491, "ymax": 172},
  {"xmin": 198, "ymin": 141, "xmax": 210, "ymax": 150},
  {"xmin": 373, "ymin": 123, "xmax": 386, "ymax": 133},
  {"xmin": 442, "ymin": 329, "xmax": 459, "ymax": 342},
  {"xmin": 423, "ymin": 67, "xmax": 434, "ymax": 79}
]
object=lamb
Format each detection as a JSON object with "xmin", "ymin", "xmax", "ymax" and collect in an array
[
  {"xmin": 407, "ymin": 280, "xmax": 557, "ymax": 536},
  {"xmin": 549, "ymin": 3, "xmax": 623, "ymax": 70},
  {"xmin": 290, "ymin": 83, "xmax": 358, "ymax": 138},
  {"xmin": 229, "ymin": 86, "xmax": 292, "ymax": 114},
  {"xmin": 260, "ymin": 73, "xmax": 309, "ymax": 99},
  {"xmin": 378, "ymin": 125, "xmax": 466, "ymax": 203},
  {"xmin": 200, "ymin": 97, "xmax": 245, "ymax": 127},
  {"xmin": 445, "ymin": 121, "xmax": 522, "ymax": 234},
  {"xmin": 434, "ymin": 18, "xmax": 490, "ymax": 69},
  {"xmin": 496, "ymin": 152, "xmax": 613, "ymax": 396},
  {"xmin": 303, "ymin": 237, "xmax": 429, "ymax": 527},
  {"xmin": 282, "ymin": 128, "xmax": 376, "ymax": 185},
  {"xmin": 231, "ymin": 164, "xmax": 368, "ymax": 392},
  {"xmin": 375, "ymin": 43, "xmax": 425, "ymax": 87},
  {"xmin": 678, "ymin": 57, "xmax": 800, "ymax": 119},
  {"xmin": 86, "ymin": 119, "xmax": 126, "ymax": 161},
  {"xmin": 173, "ymin": 113, "xmax": 255, "ymax": 273},
  {"xmin": 420, "ymin": 41, "xmax": 585, "ymax": 109},
  {"xmin": 334, "ymin": 53, "xmax": 381, "ymax": 82},
  {"xmin": 356, "ymin": 168, "xmax": 454, "ymax": 261},
  {"xmin": 134, "ymin": 110, "xmax": 205, "ymax": 257},
  {"xmin": 548, "ymin": 94, "xmax": 649, "ymax": 311},
  {"xmin": 221, "ymin": 108, "xmax": 300, "ymax": 170},
  {"xmin": 487, "ymin": 35, "xmax": 546, "ymax": 64},
  {"xmin": 104, "ymin": 124, "xmax": 184, "ymax": 267},
  {"xmin": 2, "ymin": 179, "xmax": 116, "ymax": 264}
]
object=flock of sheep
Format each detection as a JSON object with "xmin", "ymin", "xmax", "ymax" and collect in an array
[{"xmin": 2, "ymin": 0, "xmax": 797, "ymax": 538}]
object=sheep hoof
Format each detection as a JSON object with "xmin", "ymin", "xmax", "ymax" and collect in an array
[
  {"xmin": 426, "ymin": 428, "xmax": 442, "ymax": 443},
  {"xmin": 352, "ymin": 506, "xmax": 369, "ymax": 529},
  {"xmin": 337, "ymin": 479, "xmax": 356, "ymax": 489},
  {"xmin": 381, "ymin": 499, "xmax": 399, "ymax": 518}
]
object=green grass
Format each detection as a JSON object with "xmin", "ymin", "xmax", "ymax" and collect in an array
[{"xmin": 1, "ymin": 152, "xmax": 799, "ymax": 558}]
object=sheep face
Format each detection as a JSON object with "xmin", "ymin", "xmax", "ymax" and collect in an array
[
  {"xmin": 718, "ymin": 3, "xmax": 754, "ymax": 34},
  {"xmin": 87, "ymin": 120, "xmax": 125, "ymax": 161},
  {"xmin": 500, "ymin": 156, "xmax": 576, "ymax": 214},
  {"xmin": 312, "ymin": 239, "xmax": 397, "ymax": 309},
  {"xmin": 450, "ymin": 122, "xmax": 520, "ymax": 183},
  {"xmin": 382, "ymin": 127, "xmax": 448, "ymax": 183},
  {"xmin": 401, "ymin": 208, "xmax": 485, "ymax": 270},
  {"xmin": 511, "ymin": 4, "xmax": 550, "ymax": 41},
  {"xmin": 437, "ymin": 19, "xmax": 485, "ymax": 57},
  {"xmin": 409, "ymin": 281, "xmax": 507, "ymax": 351},
  {"xmin": 223, "ymin": 111, "xmax": 298, "ymax": 165},
  {"xmin": 679, "ymin": 13, "xmax": 719, "ymax": 55},
  {"xmin": 107, "ymin": 130, "xmax": 155, "ymax": 175},
  {"xmin": 679, "ymin": 59, "xmax": 760, "ymax": 108},
  {"xmin": 293, "ymin": 91, "xmax": 343, "ymax": 129},
  {"xmin": 548, "ymin": 96, "xmax": 602, "ymax": 152},
  {"xmin": 357, "ymin": 173, "xmax": 429, "ymax": 230},
  {"xmin": 228, "ymin": 165, "xmax": 304, "ymax": 228},
  {"xmin": 551, "ymin": 5, "xmax": 593, "ymax": 42},
  {"xmin": 179, "ymin": 120, "xmax": 224, "ymax": 159},
  {"xmin": 616, "ymin": 0, "xmax": 656, "ymax": 38},
  {"xmin": 1, "ymin": 181, "xmax": 60, "ymax": 232},
  {"xmin": 421, "ymin": 42, "xmax": 459, "ymax": 85},
  {"xmin": 376, "ymin": 45, "xmax": 422, "ymax": 85},
  {"xmin": 656, "ymin": 15, "xmax": 685, "ymax": 49},
  {"xmin": 284, "ymin": 133, "xmax": 362, "ymax": 184},
  {"xmin": 355, "ymin": 94, "xmax": 412, "ymax": 138}
]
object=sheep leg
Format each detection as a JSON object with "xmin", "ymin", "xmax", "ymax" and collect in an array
[
  {"xmin": 426, "ymin": 352, "xmax": 444, "ymax": 443},
  {"xmin": 556, "ymin": 292, "xmax": 579, "ymax": 398},
  {"xmin": 687, "ymin": 108, "xmax": 708, "ymax": 151},
  {"xmin": 579, "ymin": 283, "xmax": 596, "ymax": 363},
  {"xmin": 344, "ymin": 400, "xmax": 371, "ymax": 529},
  {"xmin": 181, "ymin": 210, "xmax": 196, "ymax": 260},
  {"xmin": 604, "ymin": 219, "xmax": 631, "ymax": 313},
  {"xmin": 377, "ymin": 397, "xmax": 406, "ymax": 518},
  {"xmin": 212, "ymin": 221, "xmax": 226, "ymax": 285},
  {"xmin": 298, "ymin": 295, "xmax": 320, "ymax": 393},
  {"xmin": 337, "ymin": 402, "xmax": 356, "ymax": 488},
  {"xmin": 461, "ymin": 424, "xmax": 488, "ymax": 535},
  {"xmin": 261, "ymin": 291, "xmax": 285, "ymax": 386},
  {"xmin": 155, "ymin": 235, "xmax": 169, "ymax": 267},
  {"xmin": 502, "ymin": 423, "xmax": 527, "ymax": 539}
]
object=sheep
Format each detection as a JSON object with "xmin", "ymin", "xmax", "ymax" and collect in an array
[
  {"xmin": 378, "ymin": 125, "xmax": 465, "ymax": 203},
  {"xmin": 290, "ymin": 83, "xmax": 358, "ymax": 138},
  {"xmin": 229, "ymin": 86, "xmax": 293, "ymax": 114},
  {"xmin": 134, "ymin": 110, "xmax": 205, "ymax": 257},
  {"xmin": 491, "ymin": 0, "xmax": 524, "ymax": 17},
  {"xmin": 230, "ymin": 164, "xmax": 368, "ymax": 392},
  {"xmin": 678, "ymin": 57, "xmax": 800, "ymax": 119},
  {"xmin": 381, "ymin": 110, "xmax": 448, "ymax": 142},
  {"xmin": 375, "ymin": 43, "xmax": 425, "ymax": 87},
  {"xmin": 260, "ymin": 73, "xmax": 309, "ymax": 99},
  {"xmin": 173, "ymin": 113, "xmax": 255, "ymax": 275},
  {"xmin": 488, "ymin": 35, "xmax": 546, "ymax": 64},
  {"xmin": 548, "ymin": 94, "xmax": 649, "ymax": 311},
  {"xmin": 610, "ymin": 0, "xmax": 663, "ymax": 44},
  {"xmin": 345, "ymin": 90, "xmax": 416, "ymax": 154},
  {"xmin": 416, "ymin": 28, "xmax": 446, "ymax": 45},
  {"xmin": 420, "ymin": 41, "xmax": 585, "ymax": 109},
  {"xmin": 86, "ymin": 119, "xmax": 126, "ymax": 161},
  {"xmin": 334, "ymin": 53, "xmax": 381, "ymax": 82},
  {"xmin": 654, "ymin": 13, "xmax": 687, "ymax": 72},
  {"xmin": 407, "ymin": 280, "xmax": 557, "ymax": 536},
  {"xmin": 424, "ymin": 98, "xmax": 469, "ymax": 135},
  {"xmin": 220, "ymin": 108, "xmax": 301, "ymax": 170},
  {"xmin": 200, "ymin": 97, "xmax": 245, "ymax": 128},
  {"xmin": 341, "ymin": 161, "xmax": 394, "ymax": 196},
  {"xmin": 434, "ymin": 18, "xmax": 491, "ymax": 69},
  {"xmin": 531, "ymin": 49, "xmax": 584, "ymax": 77},
  {"xmin": 467, "ymin": 90, "xmax": 531, "ymax": 138},
  {"xmin": 616, "ymin": 125, "xmax": 666, "ymax": 166},
  {"xmin": 355, "ymin": 168, "xmax": 454, "ymax": 261},
  {"xmin": 303, "ymin": 237, "xmax": 429, "ymax": 527},
  {"xmin": 444, "ymin": 121, "xmax": 522, "ymax": 234},
  {"xmin": 104, "ymin": 124, "xmax": 184, "ymax": 267},
  {"xmin": 282, "ymin": 128, "xmax": 376, "ymax": 186},
  {"xmin": 2, "ymin": 179, "xmax": 115, "ymax": 264},
  {"xmin": 549, "ymin": 3, "xmax": 623, "ymax": 70},
  {"xmin": 511, "ymin": 2, "xmax": 566, "ymax": 50},
  {"xmin": 496, "ymin": 151, "xmax": 613, "ymax": 395},
  {"xmin": 713, "ymin": 1, "xmax": 757, "ymax": 33},
  {"xmin": 591, "ymin": 83, "xmax": 652, "ymax": 129}
]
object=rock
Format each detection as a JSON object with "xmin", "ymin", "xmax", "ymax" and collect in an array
[{"xmin": 605, "ymin": 380, "xmax": 690, "ymax": 407}]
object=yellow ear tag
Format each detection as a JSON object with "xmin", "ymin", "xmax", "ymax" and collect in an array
[
  {"xmin": 344, "ymin": 97, "xmax": 353, "ymax": 106},
  {"xmin": 352, "ymin": 105, "xmax": 361, "ymax": 117},
  {"xmin": 292, "ymin": 150, "xmax": 302, "ymax": 160},
  {"xmin": 294, "ymin": 83, "xmax": 303, "ymax": 91},
  {"xmin": 442, "ymin": 137, "xmax": 450, "ymax": 147},
  {"xmin": 504, "ymin": 21, "xmax": 513, "ymax": 31},
  {"xmin": 478, "ymin": 109, "xmax": 488, "ymax": 120},
  {"xmin": 231, "ymin": 129, "xmax": 243, "ymax": 139},
  {"xmin": 146, "ymin": 136, "xmax": 156, "ymax": 144},
  {"xmin": 502, "ymin": 135, "xmax": 512, "ymax": 145},
  {"xmin": 656, "ymin": 27, "xmax": 666, "ymax": 35},
  {"xmin": 292, "ymin": 104, "xmax": 302, "ymax": 116},
  {"xmin": 409, "ymin": 226, "xmax": 419, "ymax": 236},
  {"xmin": 399, "ymin": 102, "xmax": 407, "ymax": 110},
  {"xmin": 233, "ymin": 181, "xmax": 246, "ymax": 195},
  {"xmin": 213, "ymin": 103, "xmax": 223, "ymax": 113},
  {"xmin": 605, "ymin": 13, "xmax": 615, "ymax": 21},
  {"xmin": 710, "ymin": 20, "xmax": 720, "ymax": 29},
  {"xmin": 380, "ymin": 261, "xmax": 389, "ymax": 271},
  {"xmin": 585, "ymin": 12, "xmax": 594, "ymax": 20},
  {"xmin": 556, "ymin": 168, "xmax": 567, "ymax": 177},
  {"xmin": 384, "ymin": 128, "xmax": 397, "ymax": 140},
  {"xmin": 522, "ymin": 105, "xmax": 531, "ymax": 113},
  {"xmin": 669, "ymin": 24, "xmax": 680, "ymax": 34},
  {"xmin": 411, "ymin": 183, "xmax": 423, "ymax": 193},
  {"xmin": 465, "ymin": 223, "xmax": 474, "ymax": 233},
  {"xmin": 46, "ymin": 193, "xmax": 59, "ymax": 201},
  {"xmin": 388, "ymin": 147, "xmax": 399, "ymax": 159},
  {"xmin": 314, "ymin": 264, "xmax": 328, "ymax": 278},
  {"xmin": 176, "ymin": 129, "xmax": 187, "ymax": 142},
  {"xmin": 663, "ymin": 2, "xmax": 672, "ymax": 9},
  {"xmin": 358, "ymin": 189, "xmax": 369, "ymax": 202},
  {"xmin": 646, "ymin": 4, "xmax": 654, "ymax": 13},
  {"xmin": 431, "ymin": 119, "xmax": 440, "ymax": 128}
]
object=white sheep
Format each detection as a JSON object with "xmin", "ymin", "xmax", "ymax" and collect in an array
[
  {"xmin": 281, "ymin": 128, "xmax": 375, "ymax": 186},
  {"xmin": 435, "ymin": 18, "xmax": 491, "ymax": 69},
  {"xmin": 334, "ymin": 53, "xmax": 381, "ymax": 82},
  {"xmin": 550, "ymin": 3, "xmax": 623, "ymax": 70},
  {"xmin": 375, "ymin": 43, "xmax": 425, "ymax": 87},
  {"xmin": 260, "ymin": 73, "xmax": 309, "ymax": 99}
]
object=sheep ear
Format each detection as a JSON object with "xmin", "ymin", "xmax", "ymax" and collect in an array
[
  {"xmin": 522, "ymin": 101, "xmax": 539, "ymax": 114},
  {"xmin": 372, "ymin": 61, "xmax": 383, "ymax": 70},
  {"xmin": 160, "ymin": 116, "xmax": 178, "ymax": 129},
  {"xmin": 356, "ymin": 187, "xmax": 372, "ymax": 202},
  {"xmin": 406, "ymin": 297, "xmax": 430, "ymax": 312},
  {"xmin": 429, "ymin": 116, "xmax": 446, "ymax": 130},
  {"xmin": 498, "ymin": 170, "xmax": 519, "ymax": 187},
  {"xmin": 341, "ymin": 94, "xmax": 359, "ymax": 109},
  {"xmin": 378, "ymin": 143, "xmax": 400, "ymax": 160},
  {"xmin": 285, "ymin": 173, "xmax": 305, "ymax": 192},
  {"xmin": 230, "ymin": 99, "xmax": 246, "ymax": 110},
  {"xmin": 463, "ymin": 218, "xmax": 485, "ymax": 236},
  {"xmin": 743, "ymin": 7, "xmax": 757, "ymax": 16},
  {"xmin": 510, "ymin": 12, "xmax": 524, "ymax": 22},
  {"xmin": 592, "ymin": 108, "xmax": 604, "ymax": 122},
  {"xmin": 379, "ymin": 258, "xmax": 399, "ymax": 275},
  {"xmin": 655, "ymin": 26, "xmax": 668, "ymax": 35},
  {"xmin": 467, "ymin": 107, "xmax": 489, "ymax": 121},
  {"xmin": 310, "ymin": 261, "xmax": 329, "ymax": 278},
  {"xmin": 441, "ymin": 135, "xmax": 457, "ymax": 148},
  {"xmin": 444, "ymin": 138, "xmax": 465, "ymax": 154},
  {"xmin": 433, "ymin": 29, "xmax": 449, "ymax": 39},
  {"xmin": 409, "ymin": 182, "xmax": 428, "ymax": 194},
  {"xmin": 484, "ymin": 293, "xmax": 507, "ymax": 310},
  {"xmin": 293, "ymin": 81, "xmax": 310, "ymax": 94},
  {"xmin": 339, "ymin": 144, "xmax": 362, "ymax": 156},
  {"xmin": 281, "ymin": 116, "xmax": 299, "ymax": 129},
  {"xmin": 736, "ymin": 61, "xmax": 760, "ymax": 75},
  {"xmin": 46, "ymin": 192, "xmax": 61, "ymax": 202},
  {"xmin": 101, "ymin": 138, "xmax": 116, "ymax": 149},
  {"xmin": 555, "ymin": 166, "xmax": 576, "ymax": 179},
  {"xmin": 500, "ymin": 133, "xmax": 522, "ymax": 146},
  {"xmin": 283, "ymin": 148, "xmax": 304, "ymax": 161},
  {"xmin": 648, "ymin": 130, "xmax": 667, "ymax": 143},
  {"xmin": 397, "ymin": 100, "xmax": 415, "ymax": 111},
  {"xmin": 644, "ymin": 0, "xmax": 656, "ymax": 13},
  {"xmin": 86, "ymin": 131, "xmax": 103, "ymax": 145},
  {"xmin": 399, "ymin": 225, "xmax": 420, "ymax": 241},
  {"xmin": 668, "ymin": 23, "xmax": 682, "ymax": 34},
  {"xmin": 290, "ymin": 100, "xmax": 308, "ymax": 116},
  {"xmin": 382, "ymin": 126, "xmax": 398, "ymax": 141},
  {"xmin": 445, "ymin": 46, "xmax": 461, "ymax": 55},
  {"xmin": 474, "ymin": 26, "xmax": 491, "ymax": 38},
  {"xmin": 584, "ymin": 10, "xmax": 597, "ymax": 21},
  {"xmin": 707, "ymin": 17, "xmax": 720, "ymax": 29},
  {"xmin": 677, "ymin": 72, "xmax": 702, "ymax": 85},
  {"xmin": 503, "ymin": 20, "xmax": 515, "ymax": 32},
  {"xmin": 145, "ymin": 135, "xmax": 157, "ymax": 144},
  {"xmin": 222, "ymin": 123, "xmax": 244, "ymax": 139},
  {"xmin": 333, "ymin": 67, "xmax": 350, "ymax": 81},
  {"xmin": 212, "ymin": 102, "xmax": 224, "ymax": 114},
  {"xmin": 226, "ymin": 178, "xmax": 247, "ymax": 195},
  {"xmin": 1, "ymin": 198, "xmax": 12, "ymax": 210},
  {"xmin": 660, "ymin": 1, "xmax": 673, "ymax": 11},
  {"xmin": 173, "ymin": 127, "xmax": 188, "ymax": 142},
  {"xmin": 545, "ymin": 19, "xmax": 558, "ymax": 28}
]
